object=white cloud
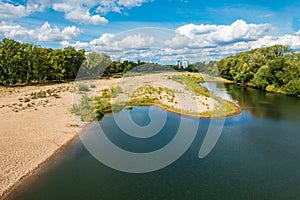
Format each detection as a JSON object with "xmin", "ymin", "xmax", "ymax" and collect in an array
[
  {"xmin": 65, "ymin": 10, "xmax": 108, "ymax": 25},
  {"xmin": 63, "ymin": 23, "xmax": 300, "ymax": 63},
  {"xmin": 167, "ymin": 19, "xmax": 273, "ymax": 50},
  {"xmin": 52, "ymin": 3, "xmax": 73, "ymax": 12},
  {"xmin": 51, "ymin": 0, "xmax": 151, "ymax": 24},
  {"xmin": 0, "ymin": 21, "xmax": 82, "ymax": 42},
  {"xmin": 207, "ymin": 19, "xmax": 273, "ymax": 44},
  {"xmin": 61, "ymin": 33, "xmax": 156, "ymax": 61},
  {"xmin": 0, "ymin": 0, "xmax": 151, "ymax": 24},
  {"xmin": 3, "ymin": 19, "xmax": 294, "ymax": 64},
  {"xmin": 96, "ymin": 0, "xmax": 121, "ymax": 14},
  {"xmin": 0, "ymin": 1, "xmax": 43, "ymax": 19},
  {"xmin": 117, "ymin": 0, "xmax": 152, "ymax": 8},
  {"xmin": 90, "ymin": 33, "xmax": 115, "ymax": 45}
]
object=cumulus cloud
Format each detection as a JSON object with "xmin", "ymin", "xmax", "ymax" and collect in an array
[
  {"xmin": 65, "ymin": 10, "xmax": 108, "ymax": 25},
  {"xmin": 3, "ymin": 19, "xmax": 296, "ymax": 64},
  {"xmin": 62, "ymin": 33, "xmax": 155, "ymax": 50},
  {"xmin": 0, "ymin": 0, "xmax": 151, "ymax": 24},
  {"xmin": 0, "ymin": 1, "xmax": 44, "ymax": 19},
  {"xmin": 117, "ymin": 0, "xmax": 152, "ymax": 8},
  {"xmin": 0, "ymin": 21, "xmax": 81, "ymax": 42},
  {"xmin": 61, "ymin": 33, "xmax": 156, "ymax": 61},
  {"xmin": 167, "ymin": 19, "xmax": 273, "ymax": 50},
  {"xmin": 61, "ymin": 21, "xmax": 300, "ymax": 63},
  {"xmin": 207, "ymin": 19, "xmax": 273, "ymax": 44}
]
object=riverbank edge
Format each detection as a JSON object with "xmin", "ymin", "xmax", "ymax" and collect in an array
[
  {"xmin": 123, "ymin": 100, "xmax": 242, "ymax": 120},
  {"xmin": 0, "ymin": 117, "xmax": 88, "ymax": 200},
  {"xmin": 234, "ymin": 82, "xmax": 300, "ymax": 98}
]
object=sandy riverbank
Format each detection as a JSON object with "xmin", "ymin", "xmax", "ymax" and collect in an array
[
  {"xmin": 0, "ymin": 72, "xmax": 240, "ymax": 198},
  {"xmin": 0, "ymin": 83, "xmax": 84, "ymax": 198}
]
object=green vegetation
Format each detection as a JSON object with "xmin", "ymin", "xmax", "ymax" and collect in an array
[
  {"xmin": 215, "ymin": 45, "xmax": 300, "ymax": 96},
  {"xmin": 0, "ymin": 38, "xmax": 85, "ymax": 85},
  {"xmin": 170, "ymin": 74, "xmax": 239, "ymax": 117},
  {"xmin": 2, "ymin": 38, "xmax": 299, "ymax": 97},
  {"xmin": 90, "ymin": 84, "xmax": 96, "ymax": 88},
  {"xmin": 72, "ymin": 74, "xmax": 240, "ymax": 122},
  {"xmin": 72, "ymin": 89, "xmax": 124, "ymax": 121},
  {"xmin": 170, "ymin": 74, "xmax": 210, "ymax": 97},
  {"xmin": 77, "ymin": 83, "xmax": 90, "ymax": 92},
  {"xmin": 6, "ymin": 86, "xmax": 69, "ymax": 113},
  {"xmin": 72, "ymin": 94, "xmax": 95, "ymax": 121},
  {"xmin": 111, "ymin": 86, "xmax": 122, "ymax": 97}
]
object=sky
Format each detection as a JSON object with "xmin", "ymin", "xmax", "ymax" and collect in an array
[{"xmin": 1, "ymin": 0, "xmax": 300, "ymax": 63}]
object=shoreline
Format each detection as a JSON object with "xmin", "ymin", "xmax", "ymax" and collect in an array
[
  {"xmin": 0, "ymin": 83, "xmax": 85, "ymax": 199},
  {"xmin": 1, "ymin": 131, "xmax": 80, "ymax": 199}
]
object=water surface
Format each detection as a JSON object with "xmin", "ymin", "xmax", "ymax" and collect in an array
[{"xmin": 5, "ymin": 84, "xmax": 300, "ymax": 200}]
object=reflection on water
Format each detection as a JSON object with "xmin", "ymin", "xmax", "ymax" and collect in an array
[
  {"xmin": 225, "ymin": 84, "xmax": 300, "ymax": 121},
  {"xmin": 200, "ymin": 82, "xmax": 234, "ymax": 103}
]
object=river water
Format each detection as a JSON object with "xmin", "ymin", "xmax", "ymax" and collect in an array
[{"xmin": 5, "ymin": 83, "xmax": 300, "ymax": 200}]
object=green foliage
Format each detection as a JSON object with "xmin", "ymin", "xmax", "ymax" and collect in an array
[
  {"xmin": 284, "ymin": 79, "xmax": 300, "ymax": 95},
  {"xmin": 111, "ymin": 86, "xmax": 122, "ymax": 97},
  {"xmin": 72, "ymin": 94, "xmax": 94, "ymax": 121},
  {"xmin": 265, "ymin": 85, "xmax": 277, "ymax": 92},
  {"xmin": 78, "ymin": 83, "xmax": 89, "ymax": 92},
  {"xmin": 251, "ymin": 65, "xmax": 272, "ymax": 89},
  {"xmin": 215, "ymin": 44, "xmax": 300, "ymax": 96},
  {"xmin": 80, "ymin": 52, "xmax": 111, "ymax": 78},
  {"xmin": 90, "ymin": 84, "xmax": 96, "ymax": 88},
  {"xmin": 0, "ymin": 38, "xmax": 85, "ymax": 85}
]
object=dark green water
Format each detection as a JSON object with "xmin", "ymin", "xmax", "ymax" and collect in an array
[{"xmin": 5, "ymin": 84, "xmax": 300, "ymax": 200}]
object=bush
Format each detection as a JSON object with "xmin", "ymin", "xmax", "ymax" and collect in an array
[
  {"xmin": 284, "ymin": 79, "xmax": 300, "ymax": 95},
  {"xmin": 90, "ymin": 84, "xmax": 96, "ymax": 88},
  {"xmin": 111, "ymin": 86, "xmax": 122, "ymax": 97},
  {"xmin": 78, "ymin": 83, "xmax": 89, "ymax": 92},
  {"xmin": 265, "ymin": 85, "xmax": 276, "ymax": 92}
]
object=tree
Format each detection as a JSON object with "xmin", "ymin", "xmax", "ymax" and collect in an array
[
  {"xmin": 251, "ymin": 65, "xmax": 272, "ymax": 89},
  {"xmin": 284, "ymin": 79, "xmax": 300, "ymax": 95},
  {"xmin": 80, "ymin": 52, "xmax": 112, "ymax": 78}
]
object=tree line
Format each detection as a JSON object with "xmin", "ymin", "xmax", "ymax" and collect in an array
[
  {"xmin": 1, "ymin": 38, "xmax": 300, "ymax": 96},
  {"xmin": 0, "ymin": 38, "xmax": 85, "ymax": 85},
  {"xmin": 0, "ymin": 38, "xmax": 153, "ymax": 84},
  {"xmin": 214, "ymin": 45, "xmax": 300, "ymax": 96}
]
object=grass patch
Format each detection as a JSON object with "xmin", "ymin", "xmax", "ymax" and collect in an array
[
  {"xmin": 111, "ymin": 86, "xmax": 122, "ymax": 97},
  {"xmin": 78, "ymin": 83, "xmax": 89, "ymax": 92},
  {"xmin": 90, "ymin": 84, "xmax": 96, "ymax": 88},
  {"xmin": 72, "ymin": 73, "xmax": 241, "ymax": 122}
]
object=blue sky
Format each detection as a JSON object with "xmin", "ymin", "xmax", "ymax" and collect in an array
[{"xmin": 1, "ymin": 0, "xmax": 300, "ymax": 63}]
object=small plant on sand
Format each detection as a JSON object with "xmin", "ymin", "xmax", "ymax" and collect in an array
[
  {"xmin": 52, "ymin": 93, "xmax": 61, "ymax": 99},
  {"xmin": 78, "ymin": 83, "xmax": 89, "ymax": 92},
  {"xmin": 111, "ymin": 86, "xmax": 122, "ymax": 97},
  {"xmin": 90, "ymin": 84, "xmax": 96, "ymax": 88},
  {"xmin": 72, "ymin": 94, "xmax": 94, "ymax": 121},
  {"xmin": 37, "ymin": 90, "xmax": 47, "ymax": 98},
  {"xmin": 24, "ymin": 97, "xmax": 30, "ymax": 103}
]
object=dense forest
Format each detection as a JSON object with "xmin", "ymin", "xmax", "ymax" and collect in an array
[
  {"xmin": 0, "ymin": 38, "xmax": 86, "ymax": 85},
  {"xmin": 0, "ymin": 38, "xmax": 154, "ymax": 84},
  {"xmin": 214, "ymin": 45, "xmax": 300, "ymax": 95}
]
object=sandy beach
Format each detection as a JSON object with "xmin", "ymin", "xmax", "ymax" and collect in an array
[
  {"xmin": 0, "ymin": 83, "xmax": 84, "ymax": 198},
  {"xmin": 0, "ymin": 72, "xmax": 238, "ymax": 198}
]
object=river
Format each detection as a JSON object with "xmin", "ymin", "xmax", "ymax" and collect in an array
[{"xmin": 5, "ymin": 83, "xmax": 300, "ymax": 200}]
